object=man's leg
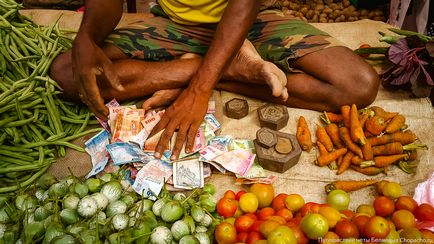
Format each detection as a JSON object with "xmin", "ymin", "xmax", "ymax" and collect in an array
[
  {"xmin": 217, "ymin": 46, "xmax": 379, "ymax": 112},
  {"xmin": 220, "ymin": 10, "xmax": 380, "ymax": 112}
]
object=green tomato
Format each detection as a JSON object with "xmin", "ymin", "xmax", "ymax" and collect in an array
[
  {"xmin": 326, "ymin": 190, "xmax": 350, "ymax": 211},
  {"xmin": 268, "ymin": 226, "xmax": 297, "ymax": 244},
  {"xmin": 300, "ymin": 213, "xmax": 329, "ymax": 240}
]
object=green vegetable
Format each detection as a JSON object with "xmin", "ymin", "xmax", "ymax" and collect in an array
[
  {"xmin": 194, "ymin": 233, "xmax": 211, "ymax": 244},
  {"xmin": 171, "ymin": 220, "xmax": 190, "ymax": 241},
  {"xmin": 132, "ymin": 221, "xmax": 151, "ymax": 243},
  {"xmin": 179, "ymin": 235, "xmax": 200, "ymax": 244},
  {"xmin": 90, "ymin": 192, "xmax": 109, "ymax": 210},
  {"xmin": 173, "ymin": 193, "xmax": 186, "ymax": 201},
  {"xmin": 37, "ymin": 173, "xmax": 57, "ymax": 190},
  {"xmin": 161, "ymin": 201, "xmax": 184, "ymax": 223},
  {"xmin": 191, "ymin": 205, "xmax": 205, "ymax": 223},
  {"xmin": 62, "ymin": 193, "xmax": 80, "ymax": 210},
  {"xmin": 77, "ymin": 196, "xmax": 98, "ymax": 218},
  {"xmin": 50, "ymin": 234, "xmax": 78, "ymax": 244},
  {"xmin": 199, "ymin": 195, "xmax": 216, "ymax": 213},
  {"xmin": 101, "ymin": 181, "xmax": 122, "ymax": 203},
  {"xmin": 73, "ymin": 182, "xmax": 88, "ymax": 198},
  {"xmin": 183, "ymin": 215, "xmax": 196, "ymax": 234},
  {"xmin": 202, "ymin": 184, "xmax": 215, "ymax": 195},
  {"xmin": 194, "ymin": 226, "xmax": 207, "ymax": 233},
  {"xmin": 23, "ymin": 221, "xmax": 44, "ymax": 243},
  {"xmin": 152, "ymin": 198, "xmax": 168, "ymax": 217},
  {"xmin": 34, "ymin": 207, "xmax": 51, "ymax": 221},
  {"xmin": 119, "ymin": 191, "xmax": 137, "ymax": 208},
  {"xmin": 112, "ymin": 213, "xmax": 129, "ymax": 231},
  {"xmin": 199, "ymin": 214, "xmax": 212, "ymax": 227},
  {"xmin": 150, "ymin": 226, "xmax": 173, "ymax": 244},
  {"xmin": 85, "ymin": 178, "xmax": 102, "ymax": 193},
  {"xmin": 60, "ymin": 209, "xmax": 79, "ymax": 225},
  {"xmin": 106, "ymin": 200, "xmax": 127, "ymax": 217},
  {"xmin": 43, "ymin": 222, "xmax": 64, "ymax": 244},
  {"xmin": 48, "ymin": 182, "xmax": 68, "ymax": 198}
]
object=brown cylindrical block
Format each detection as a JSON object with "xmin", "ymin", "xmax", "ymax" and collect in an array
[
  {"xmin": 225, "ymin": 98, "xmax": 249, "ymax": 119},
  {"xmin": 257, "ymin": 104, "xmax": 289, "ymax": 131}
]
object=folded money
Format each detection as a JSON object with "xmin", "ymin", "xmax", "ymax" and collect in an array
[
  {"xmin": 108, "ymin": 105, "xmax": 136, "ymax": 132},
  {"xmin": 229, "ymin": 139, "xmax": 255, "ymax": 151},
  {"xmin": 132, "ymin": 159, "xmax": 173, "ymax": 200},
  {"xmin": 205, "ymin": 114, "xmax": 221, "ymax": 132},
  {"xmin": 85, "ymin": 129, "xmax": 111, "ymax": 178},
  {"xmin": 213, "ymin": 149, "xmax": 256, "ymax": 176},
  {"xmin": 106, "ymin": 142, "xmax": 154, "ymax": 166},
  {"xmin": 111, "ymin": 107, "xmax": 145, "ymax": 143},
  {"xmin": 235, "ymin": 163, "xmax": 266, "ymax": 179},
  {"xmin": 97, "ymin": 99, "xmax": 120, "ymax": 131},
  {"xmin": 173, "ymin": 159, "xmax": 204, "ymax": 190},
  {"xmin": 235, "ymin": 175, "xmax": 277, "ymax": 185}
]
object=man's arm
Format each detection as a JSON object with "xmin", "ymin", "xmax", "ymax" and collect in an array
[
  {"xmin": 153, "ymin": 0, "xmax": 261, "ymax": 160},
  {"xmin": 72, "ymin": 0, "xmax": 124, "ymax": 119}
]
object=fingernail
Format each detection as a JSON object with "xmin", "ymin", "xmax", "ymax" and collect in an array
[
  {"xmin": 170, "ymin": 155, "xmax": 177, "ymax": 161},
  {"xmin": 154, "ymin": 152, "xmax": 160, "ymax": 158}
]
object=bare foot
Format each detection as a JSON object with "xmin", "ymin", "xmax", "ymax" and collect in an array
[
  {"xmin": 224, "ymin": 40, "xmax": 288, "ymax": 101},
  {"xmin": 142, "ymin": 88, "xmax": 183, "ymax": 111}
]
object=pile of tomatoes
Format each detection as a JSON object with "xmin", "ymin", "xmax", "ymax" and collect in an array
[{"xmin": 213, "ymin": 183, "xmax": 434, "ymax": 244}]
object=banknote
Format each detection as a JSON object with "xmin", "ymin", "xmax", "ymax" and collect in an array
[
  {"xmin": 143, "ymin": 130, "xmax": 170, "ymax": 153},
  {"xmin": 141, "ymin": 110, "xmax": 164, "ymax": 134},
  {"xmin": 235, "ymin": 163, "xmax": 266, "ymax": 179},
  {"xmin": 108, "ymin": 105, "xmax": 136, "ymax": 131},
  {"xmin": 199, "ymin": 145, "xmax": 224, "ymax": 162},
  {"xmin": 213, "ymin": 149, "xmax": 256, "ymax": 176},
  {"xmin": 165, "ymin": 162, "xmax": 211, "ymax": 185},
  {"xmin": 85, "ymin": 129, "xmax": 111, "ymax": 178},
  {"xmin": 132, "ymin": 159, "xmax": 173, "ymax": 200},
  {"xmin": 235, "ymin": 175, "xmax": 277, "ymax": 185},
  {"xmin": 204, "ymin": 114, "xmax": 221, "ymax": 132},
  {"xmin": 129, "ymin": 128, "xmax": 150, "ymax": 149},
  {"xmin": 229, "ymin": 139, "xmax": 255, "ymax": 152},
  {"xmin": 173, "ymin": 159, "xmax": 204, "ymax": 190},
  {"xmin": 106, "ymin": 142, "xmax": 154, "ymax": 165},
  {"xmin": 163, "ymin": 126, "xmax": 206, "ymax": 161},
  {"xmin": 207, "ymin": 135, "xmax": 232, "ymax": 152},
  {"xmin": 96, "ymin": 99, "xmax": 120, "ymax": 131},
  {"xmin": 111, "ymin": 108, "xmax": 145, "ymax": 143}
]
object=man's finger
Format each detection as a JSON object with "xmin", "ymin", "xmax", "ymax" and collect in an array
[
  {"xmin": 97, "ymin": 47, "xmax": 124, "ymax": 92},
  {"xmin": 154, "ymin": 121, "xmax": 177, "ymax": 159},
  {"xmin": 186, "ymin": 122, "xmax": 200, "ymax": 153},
  {"xmin": 81, "ymin": 73, "xmax": 108, "ymax": 119},
  {"xmin": 170, "ymin": 124, "xmax": 189, "ymax": 161},
  {"xmin": 142, "ymin": 96, "xmax": 163, "ymax": 111}
]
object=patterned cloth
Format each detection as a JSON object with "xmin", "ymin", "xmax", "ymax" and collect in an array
[{"xmin": 106, "ymin": 9, "xmax": 344, "ymax": 72}]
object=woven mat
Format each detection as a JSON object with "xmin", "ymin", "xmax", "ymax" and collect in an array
[{"xmin": 22, "ymin": 10, "xmax": 434, "ymax": 209}]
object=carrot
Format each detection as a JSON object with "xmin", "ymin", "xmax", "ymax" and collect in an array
[
  {"xmin": 367, "ymin": 130, "xmax": 417, "ymax": 146},
  {"xmin": 320, "ymin": 112, "xmax": 343, "ymax": 124},
  {"xmin": 359, "ymin": 112, "xmax": 370, "ymax": 130},
  {"xmin": 361, "ymin": 154, "xmax": 408, "ymax": 168},
  {"xmin": 362, "ymin": 141, "xmax": 374, "ymax": 160},
  {"xmin": 337, "ymin": 151, "xmax": 354, "ymax": 175},
  {"xmin": 325, "ymin": 123, "xmax": 344, "ymax": 148},
  {"xmin": 296, "ymin": 116, "xmax": 313, "ymax": 152},
  {"xmin": 351, "ymin": 155, "xmax": 363, "ymax": 165},
  {"xmin": 315, "ymin": 148, "xmax": 348, "ymax": 167},
  {"xmin": 364, "ymin": 130, "xmax": 375, "ymax": 138},
  {"xmin": 341, "ymin": 105, "xmax": 351, "ymax": 128},
  {"xmin": 316, "ymin": 125, "xmax": 333, "ymax": 152},
  {"xmin": 370, "ymin": 106, "xmax": 398, "ymax": 121},
  {"xmin": 351, "ymin": 165, "xmax": 385, "ymax": 176},
  {"xmin": 339, "ymin": 127, "xmax": 363, "ymax": 158},
  {"xmin": 325, "ymin": 179, "xmax": 380, "ymax": 193},
  {"xmin": 350, "ymin": 104, "xmax": 366, "ymax": 145},
  {"xmin": 316, "ymin": 141, "xmax": 328, "ymax": 156},
  {"xmin": 372, "ymin": 142, "xmax": 427, "ymax": 156},
  {"xmin": 365, "ymin": 116, "xmax": 388, "ymax": 136},
  {"xmin": 336, "ymin": 154, "xmax": 344, "ymax": 166},
  {"xmin": 385, "ymin": 114, "xmax": 406, "ymax": 134},
  {"xmin": 407, "ymin": 150, "xmax": 417, "ymax": 161}
]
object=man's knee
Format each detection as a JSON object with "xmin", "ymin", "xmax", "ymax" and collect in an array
[
  {"xmin": 334, "ymin": 66, "xmax": 380, "ymax": 109},
  {"xmin": 49, "ymin": 51, "xmax": 79, "ymax": 101}
]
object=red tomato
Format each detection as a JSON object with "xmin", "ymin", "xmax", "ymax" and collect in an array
[
  {"xmin": 364, "ymin": 216, "xmax": 390, "ymax": 239},
  {"xmin": 289, "ymin": 225, "xmax": 309, "ymax": 244},
  {"xmin": 250, "ymin": 220, "xmax": 264, "ymax": 232},
  {"xmin": 395, "ymin": 196, "xmax": 418, "ymax": 212},
  {"xmin": 257, "ymin": 207, "xmax": 276, "ymax": 221},
  {"xmin": 223, "ymin": 190, "xmax": 236, "ymax": 200},
  {"xmin": 414, "ymin": 203, "xmax": 434, "ymax": 221},
  {"xmin": 300, "ymin": 202, "xmax": 320, "ymax": 217},
  {"xmin": 235, "ymin": 190, "xmax": 247, "ymax": 201},
  {"xmin": 335, "ymin": 219, "xmax": 359, "ymax": 238},
  {"xmin": 234, "ymin": 214, "xmax": 256, "ymax": 232},
  {"xmin": 236, "ymin": 232, "xmax": 249, "ymax": 243},
  {"xmin": 276, "ymin": 208, "xmax": 293, "ymax": 222},
  {"xmin": 272, "ymin": 193, "xmax": 288, "ymax": 211},
  {"xmin": 373, "ymin": 196, "xmax": 395, "ymax": 217},
  {"xmin": 286, "ymin": 216, "xmax": 302, "ymax": 227},
  {"xmin": 216, "ymin": 197, "xmax": 238, "ymax": 218},
  {"xmin": 243, "ymin": 212, "xmax": 258, "ymax": 221},
  {"xmin": 352, "ymin": 214, "xmax": 370, "ymax": 236},
  {"xmin": 246, "ymin": 231, "xmax": 264, "ymax": 244},
  {"xmin": 341, "ymin": 209, "xmax": 355, "ymax": 219},
  {"xmin": 215, "ymin": 222, "xmax": 237, "ymax": 244}
]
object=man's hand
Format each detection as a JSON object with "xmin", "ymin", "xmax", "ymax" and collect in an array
[
  {"xmin": 72, "ymin": 34, "xmax": 124, "ymax": 119},
  {"xmin": 151, "ymin": 86, "xmax": 210, "ymax": 161}
]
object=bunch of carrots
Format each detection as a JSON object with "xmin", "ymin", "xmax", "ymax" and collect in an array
[{"xmin": 296, "ymin": 105, "xmax": 427, "ymax": 176}]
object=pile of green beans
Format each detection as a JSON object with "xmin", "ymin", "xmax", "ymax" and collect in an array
[{"xmin": 0, "ymin": 0, "xmax": 100, "ymax": 192}]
